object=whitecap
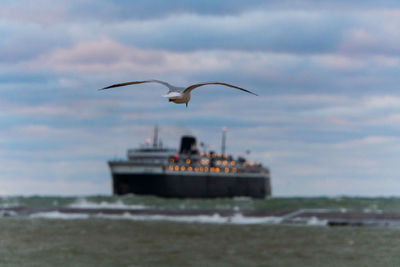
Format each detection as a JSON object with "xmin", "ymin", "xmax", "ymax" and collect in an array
[
  {"xmin": 306, "ymin": 216, "xmax": 328, "ymax": 226},
  {"xmin": 93, "ymin": 212, "xmax": 282, "ymax": 225},
  {"xmin": 68, "ymin": 198, "xmax": 147, "ymax": 210},
  {"xmin": 30, "ymin": 211, "xmax": 89, "ymax": 220}
]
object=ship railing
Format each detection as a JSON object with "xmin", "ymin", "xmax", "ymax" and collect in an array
[
  {"xmin": 167, "ymin": 163, "xmax": 238, "ymax": 174},
  {"xmin": 166, "ymin": 154, "xmax": 267, "ymax": 175}
]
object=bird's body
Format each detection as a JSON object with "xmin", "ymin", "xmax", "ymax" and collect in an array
[
  {"xmin": 165, "ymin": 92, "xmax": 190, "ymax": 105},
  {"xmin": 100, "ymin": 79, "xmax": 257, "ymax": 107}
]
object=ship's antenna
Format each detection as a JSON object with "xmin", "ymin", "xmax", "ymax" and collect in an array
[
  {"xmin": 221, "ymin": 126, "xmax": 227, "ymax": 155},
  {"xmin": 153, "ymin": 125, "xmax": 159, "ymax": 148},
  {"xmin": 200, "ymin": 142, "xmax": 208, "ymax": 154}
]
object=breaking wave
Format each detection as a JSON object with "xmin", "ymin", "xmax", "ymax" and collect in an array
[
  {"xmin": 27, "ymin": 211, "xmax": 285, "ymax": 225},
  {"xmin": 68, "ymin": 198, "xmax": 148, "ymax": 210}
]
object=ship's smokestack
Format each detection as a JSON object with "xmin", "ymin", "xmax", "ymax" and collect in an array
[
  {"xmin": 180, "ymin": 136, "xmax": 198, "ymax": 154},
  {"xmin": 221, "ymin": 126, "xmax": 227, "ymax": 155}
]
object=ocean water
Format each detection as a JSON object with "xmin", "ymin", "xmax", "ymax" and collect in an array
[
  {"xmin": 1, "ymin": 195, "xmax": 400, "ymax": 266},
  {"xmin": 2, "ymin": 195, "xmax": 400, "ymax": 212}
]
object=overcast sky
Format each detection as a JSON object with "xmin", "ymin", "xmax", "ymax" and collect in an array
[{"xmin": 1, "ymin": 1, "xmax": 400, "ymax": 196}]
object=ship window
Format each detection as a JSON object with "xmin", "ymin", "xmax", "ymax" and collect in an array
[{"xmin": 201, "ymin": 159, "xmax": 209, "ymax": 165}]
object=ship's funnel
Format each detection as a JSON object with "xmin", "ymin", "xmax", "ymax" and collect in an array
[{"xmin": 180, "ymin": 136, "xmax": 198, "ymax": 154}]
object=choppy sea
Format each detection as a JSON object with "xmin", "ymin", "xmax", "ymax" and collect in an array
[{"xmin": 2, "ymin": 195, "xmax": 400, "ymax": 266}]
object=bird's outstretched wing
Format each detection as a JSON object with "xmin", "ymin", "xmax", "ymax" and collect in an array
[
  {"xmin": 183, "ymin": 82, "xmax": 258, "ymax": 96},
  {"xmin": 100, "ymin": 79, "xmax": 178, "ymax": 91}
]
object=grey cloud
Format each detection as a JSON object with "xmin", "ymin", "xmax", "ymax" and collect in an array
[
  {"xmin": 0, "ymin": 22, "xmax": 73, "ymax": 63},
  {"xmin": 0, "ymin": 0, "xmax": 269, "ymax": 24},
  {"xmin": 106, "ymin": 11, "xmax": 346, "ymax": 54},
  {"xmin": 4, "ymin": 0, "xmax": 400, "ymax": 23},
  {"xmin": 3, "ymin": 5, "xmax": 400, "ymax": 61}
]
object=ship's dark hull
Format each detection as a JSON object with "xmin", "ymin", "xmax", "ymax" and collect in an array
[{"xmin": 112, "ymin": 173, "xmax": 271, "ymax": 198}]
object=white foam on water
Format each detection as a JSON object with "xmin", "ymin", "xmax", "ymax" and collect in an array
[
  {"xmin": 230, "ymin": 213, "xmax": 283, "ymax": 224},
  {"xmin": 29, "ymin": 211, "xmax": 243, "ymax": 223},
  {"xmin": 25, "ymin": 210, "xmax": 326, "ymax": 226},
  {"xmin": 25, "ymin": 211, "xmax": 332, "ymax": 226},
  {"xmin": 94, "ymin": 212, "xmax": 283, "ymax": 225},
  {"xmin": 68, "ymin": 198, "xmax": 147, "ymax": 210},
  {"xmin": 30, "ymin": 211, "xmax": 89, "ymax": 220},
  {"xmin": 95, "ymin": 213, "xmax": 228, "ymax": 224},
  {"xmin": 306, "ymin": 216, "xmax": 328, "ymax": 226}
]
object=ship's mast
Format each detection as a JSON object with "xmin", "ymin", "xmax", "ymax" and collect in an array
[
  {"xmin": 221, "ymin": 126, "xmax": 227, "ymax": 155},
  {"xmin": 153, "ymin": 125, "xmax": 159, "ymax": 148}
]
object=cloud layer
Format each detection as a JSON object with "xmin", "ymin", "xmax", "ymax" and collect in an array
[{"xmin": 1, "ymin": 1, "xmax": 400, "ymax": 196}]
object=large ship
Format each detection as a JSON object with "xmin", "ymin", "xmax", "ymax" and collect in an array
[{"xmin": 108, "ymin": 127, "xmax": 271, "ymax": 198}]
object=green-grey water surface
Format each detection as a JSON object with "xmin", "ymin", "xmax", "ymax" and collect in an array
[
  {"xmin": 1, "ymin": 219, "xmax": 400, "ymax": 266},
  {"xmin": 1, "ymin": 195, "xmax": 400, "ymax": 266},
  {"xmin": 1, "ymin": 195, "xmax": 400, "ymax": 212}
]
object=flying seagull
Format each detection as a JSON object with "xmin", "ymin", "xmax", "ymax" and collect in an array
[{"xmin": 100, "ymin": 79, "xmax": 257, "ymax": 107}]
